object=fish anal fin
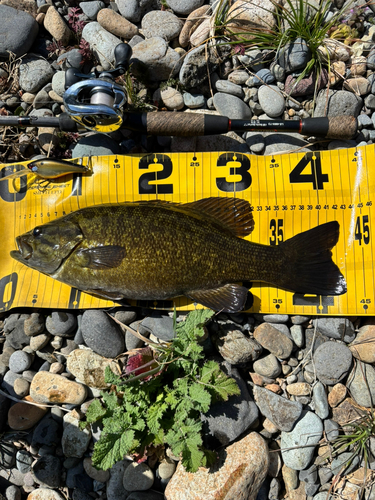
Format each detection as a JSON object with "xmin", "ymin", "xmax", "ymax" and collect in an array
[
  {"xmin": 76, "ymin": 245, "xmax": 126, "ymax": 269},
  {"xmin": 181, "ymin": 197, "xmax": 254, "ymax": 238},
  {"xmin": 188, "ymin": 283, "xmax": 249, "ymax": 313}
]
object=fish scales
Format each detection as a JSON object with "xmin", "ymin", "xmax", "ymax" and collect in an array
[{"xmin": 10, "ymin": 197, "xmax": 347, "ymax": 312}]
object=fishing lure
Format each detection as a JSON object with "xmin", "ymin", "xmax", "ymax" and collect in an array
[{"xmin": 0, "ymin": 157, "xmax": 91, "ymax": 189}]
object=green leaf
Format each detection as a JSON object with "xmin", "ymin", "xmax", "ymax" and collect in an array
[
  {"xmin": 181, "ymin": 444, "xmax": 205, "ymax": 473},
  {"xmin": 211, "ymin": 373, "xmax": 241, "ymax": 401},
  {"xmin": 200, "ymin": 360, "xmax": 222, "ymax": 384},
  {"xmin": 92, "ymin": 430, "xmax": 136, "ymax": 470},
  {"xmin": 104, "ymin": 366, "xmax": 122, "ymax": 385},
  {"xmin": 189, "ymin": 383, "xmax": 211, "ymax": 413},
  {"xmin": 147, "ymin": 400, "xmax": 168, "ymax": 435},
  {"xmin": 85, "ymin": 399, "xmax": 107, "ymax": 423},
  {"xmin": 102, "ymin": 391, "xmax": 120, "ymax": 412},
  {"xmin": 176, "ymin": 309, "xmax": 214, "ymax": 342}
]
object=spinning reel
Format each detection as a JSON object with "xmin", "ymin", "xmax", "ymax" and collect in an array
[{"xmin": 63, "ymin": 43, "xmax": 132, "ymax": 133}]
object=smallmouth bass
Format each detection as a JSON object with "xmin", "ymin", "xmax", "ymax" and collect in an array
[{"xmin": 10, "ymin": 197, "xmax": 346, "ymax": 312}]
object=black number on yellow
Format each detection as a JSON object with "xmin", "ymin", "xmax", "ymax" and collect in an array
[
  {"xmin": 216, "ymin": 153, "xmax": 251, "ymax": 192},
  {"xmin": 289, "ymin": 152, "xmax": 328, "ymax": 190},
  {"xmin": 0, "ymin": 166, "xmax": 27, "ymax": 202},
  {"xmin": 138, "ymin": 154, "xmax": 173, "ymax": 195},
  {"xmin": 0, "ymin": 273, "xmax": 18, "ymax": 312},
  {"xmin": 269, "ymin": 219, "xmax": 284, "ymax": 245},
  {"xmin": 355, "ymin": 215, "xmax": 370, "ymax": 245}
]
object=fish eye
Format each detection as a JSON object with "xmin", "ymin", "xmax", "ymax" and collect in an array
[
  {"xmin": 28, "ymin": 163, "xmax": 38, "ymax": 173},
  {"xmin": 33, "ymin": 227, "xmax": 42, "ymax": 237}
]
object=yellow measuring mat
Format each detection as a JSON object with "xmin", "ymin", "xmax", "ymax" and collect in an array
[{"xmin": 0, "ymin": 145, "xmax": 374, "ymax": 316}]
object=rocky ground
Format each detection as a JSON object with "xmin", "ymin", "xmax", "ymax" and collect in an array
[{"xmin": 1, "ymin": 0, "xmax": 375, "ymax": 499}]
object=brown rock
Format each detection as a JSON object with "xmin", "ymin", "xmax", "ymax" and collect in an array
[
  {"xmin": 264, "ymin": 384, "xmax": 282, "ymax": 394},
  {"xmin": 27, "ymin": 488, "xmax": 65, "ymax": 500},
  {"xmin": 8, "ymin": 396, "xmax": 47, "ymax": 430},
  {"xmin": 212, "ymin": 326, "xmax": 262, "ymax": 364},
  {"xmin": 226, "ymin": 0, "xmax": 277, "ymax": 38},
  {"xmin": 282, "ymin": 464, "xmax": 299, "ymax": 492},
  {"xmin": 350, "ymin": 56, "xmax": 367, "ymax": 76},
  {"xmin": 284, "ymin": 69, "xmax": 328, "ymax": 97},
  {"xmin": 286, "ymin": 481, "xmax": 307, "ymax": 499},
  {"xmin": 0, "ymin": 0, "xmax": 37, "ymax": 17},
  {"xmin": 286, "ymin": 382, "xmax": 310, "ymax": 396},
  {"xmin": 328, "ymin": 383, "xmax": 347, "ymax": 407},
  {"xmin": 97, "ymin": 8, "xmax": 138, "ymax": 39},
  {"xmin": 38, "ymin": 127, "xmax": 59, "ymax": 152},
  {"xmin": 66, "ymin": 349, "xmax": 120, "ymax": 389},
  {"xmin": 253, "ymin": 323, "xmax": 293, "ymax": 359},
  {"xmin": 30, "ymin": 371, "xmax": 87, "ymax": 404},
  {"xmin": 343, "ymin": 77, "xmax": 371, "ymax": 96},
  {"xmin": 190, "ymin": 18, "xmax": 211, "ymax": 47},
  {"xmin": 331, "ymin": 398, "xmax": 359, "ymax": 426},
  {"xmin": 164, "ymin": 432, "xmax": 269, "ymax": 500},
  {"xmin": 249, "ymin": 372, "xmax": 264, "ymax": 386},
  {"xmin": 179, "ymin": 5, "xmax": 211, "ymax": 48},
  {"xmin": 44, "ymin": 5, "xmax": 72, "ymax": 45},
  {"xmin": 349, "ymin": 322, "xmax": 375, "ymax": 363}
]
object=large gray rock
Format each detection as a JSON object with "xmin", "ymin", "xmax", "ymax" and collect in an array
[
  {"xmin": 141, "ymin": 10, "xmax": 183, "ymax": 40},
  {"xmin": 0, "ymin": 5, "xmax": 39, "ymax": 59},
  {"xmin": 281, "ymin": 411, "xmax": 323, "ymax": 470},
  {"xmin": 213, "ymin": 93, "xmax": 252, "ymax": 119},
  {"xmin": 347, "ymin": 361, "xmax": 375, "ymax": 408},
  {"xmin": 313, "ymin": 341, "xmax": 353, "ymax": 385},
  {"xmin": 312, "ymin": 317, "xmax": 355, "ymax": 343},
  {"xmin": 201, "ymin": 362, "xmax": 258, "ymax": 447},
  {"xmin": 82, "ymin": 22, "xmax": 122, "ymax": 70},
  {"xmin": 72, "ymin": 133, "xmax": 121, "ymax": 157},
  {"xmin": 253, "ymin": 385, "xmax": 303, "ymax": 432},
  {"xmin": 314, "ymin": 89, "xmax": 363, "ymax": 117},
  {"xmin": 116, "ymin": 0, "xmax": 154, "ymax": 23},
  {"xmin": 19, "ymin": 55, "xmax": 55, "ymax": 93},
  {"xmin": 167, "ymin": 0, "xmax": 204, "ymax": 15},
  {"xmin": 179, "ymin": 43, "xmax": 231, "ymax": 89},
  {"xmin": 130, "ymin": 36, "xmax": 182, "ymax": 81},
  {"xmin": 81, "ymin": 310, "xmax": 125, "ymax": 358}
]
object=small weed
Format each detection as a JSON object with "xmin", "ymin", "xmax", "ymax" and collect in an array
[
  {"xmin": 81, "ymin": 309, "xmax": 240, "ymax": 472},
  {"xmin": 160, "ymin": 77, "xmax": 185, "ymax": 92},
  {"xmin": 50, "ymin": 131, "xmax": 80, "ymax": 159},
  {"xmin": 78, "ymin": 38, "xmax": 93, "ymax": 65},
  {"xmin": 119, "ymin": 69, "xmax": 157, "ymax": 112},
  {"xmin": 68, "ymin": 6, "xmax": 87, "ymax": 37}
]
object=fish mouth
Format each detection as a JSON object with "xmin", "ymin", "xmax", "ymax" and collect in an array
[{"xmin": 11, "ymin": 236, "xmax": 33, "ymax": 261}]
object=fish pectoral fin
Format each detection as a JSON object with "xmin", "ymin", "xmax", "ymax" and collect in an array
[
  {"xmin": 188, "ymin": 284, "xmax": 249, "ymax": 313},
  {"xmin": 85, "ymin": 289, "xmax": 126, "ymax": 301},
  {"xmin": 75, "ymin": 245, "xmax": 126, "ymax": 269}
]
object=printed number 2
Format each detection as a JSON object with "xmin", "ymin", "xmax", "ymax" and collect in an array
[
  {"xmin": 289, "ymin": 152, "xmax": 328, "ymax": 190},
  {"xmin": 355, "ymin": 215, "xmax": 370, "ymax": 245},
  {"xmin": 138, "ymin": 154, "xmax": 173, "ymax": 195},
  {"xmin": 269, "ymin": 219, "xmax": 284, "ymax": 245}
]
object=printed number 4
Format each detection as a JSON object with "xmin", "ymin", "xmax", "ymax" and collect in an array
[{"xmin": 289, "ymin": 152, "xmax": 328, "ymax": 190}]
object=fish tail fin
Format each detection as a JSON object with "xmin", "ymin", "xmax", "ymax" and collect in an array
[{"xmin": 277, "ymin": 221, "xmax": 347, "ymax": 296}]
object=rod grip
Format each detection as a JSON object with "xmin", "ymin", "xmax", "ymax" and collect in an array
[
  {"xmin": 301, "ymin": 116, "xmax": 358, "ymax": 140},
  {"xmin": 145, "ymin": 112, "xmax": 229, "ymax": 136}
]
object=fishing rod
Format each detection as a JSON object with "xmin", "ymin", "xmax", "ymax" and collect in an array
[{"xmin": 0, "ymin": 43, "xmax": 358, "ymax": 141}]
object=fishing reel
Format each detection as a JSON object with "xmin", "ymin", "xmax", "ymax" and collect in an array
[{"xmin": 63, "ymin": 43, "xmax": 132, "ymax": 133}]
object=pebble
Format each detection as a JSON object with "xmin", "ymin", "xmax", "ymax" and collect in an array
[
  {"xmin": 253, "ymin": 69, "xmax": 276, "ymax": 86},
  {"xmin": 286, "ymin": 382, "xmax": 310, "ymax": 396},
  {"xmin": 116, "ymin": 0, "xmax": 153, "ymax": 23},
  {"xmin": 72, "ymin": 133, "xmax": 121, "ymax": 156},
  {"xmin": 183, "ymin": 92, "xmax": 205, "ymax": 109},
  {"xmin": 258, "ymin": 85, "xmax": 286, "ymax": 118},
  {"xmin": 327, "ymin": 382, "xmax": 347, "ymax": 407},
  {"xmin": 26, "ymin": 490, "xmax": 65, "ymax": 500},
  {"xmin": 253, "ymin": 385, "xmax": 302, "ymax": 432},
  {"xmin": 29, "ymin": 333, "xmax": 50, "ymax": 351},
  {"xmin": 83, "ymin": 457, "xmax": 110, "ymax": 483},
  {"xmin": 228, "ymin": 70, "xmax": 250, "ymax": 85},
  {"xmin": 81, "ymin": 310, "xmax": 125, "ymax": 357},
  {"xmin": 215, "ymin": 80, "xmax": 244, "ymax": 98},
  {"xmin": 346, "ymin": 360, "xmax": 375, "ymax": 408},
  {"xmin": 19, "ymin": 56, "xmax": 55, "ymax": 94},
  {"xmin": 51, "ymin": 71, "xmax": 66, "ymax": 97},
  {"xmin": 165, "ymin": 432, "xmax": 268, "ymax": 500},
  {"xmin": 281, "ymin": 411, "xmax": 323, "ymax": 470},
  {"xmin": 312, "ymin": 381, "xmax": 329, "ymax": 419},
  {"xmin": 82, "ymin": 22, "xmax": 122, "ymax": 70},
  {"xmin": 179, "ymin": 5, "xmax": 210, "ymax": 47},
  {"xmin": 0, "ymin": 5, "xmax": 39, "ymax": 58},
  {"xmin": 130, "ymin": 36, "xmax": 182, "ymax": 81},
  {"xmin": 278, "ymin": 38, "xmax": 311, "ymax": 72},
  {"xmin": 16, "ymin": 449, "xmax": 33, "ymax": 474},
  {"xmin": 290, "ymin": 324, "xmax": 304, "ymax": 347},
  {"xmin": 106, "ymin": 459, "xmax": 132, "ymax": 500},
  {"xmin": 343, "ymin": 76, "xmax": 371, "ymax": 95},
  {"xmin": 314, "ymin": 89, "xmax": 363, "ymax": 117},
  {"xmin": 254, "ymin": 322, "xmax": 293, "ymax": 359},
  {"xmin": 201, "ymin": 362, "xmax": 258, "ymax": 446},
  {"xmin": 141, "ymin": 10, "xmax": 183, "ymax": 41},
  {"xmin": 9, "ymin": 350, "xmax": 32, "ymax": 373},
  {"xmin": 211, "ymin": 324, "xmax": 262, "ymax": 364},
  {"xmin": 30, "ymin": 372, "xmax": 87, "ymax": 405},
  {"xmin": 349, "ymin": 321, "xmax": 375, "ymax": 362},
  {"xmin": 140, "ymin": 314, "xmax": 175, "ymax": 341},
  {"xmin": 80, "ymin": 0, "xmax": 105, "ymax": 20},
  {"xmin": 13, "ymin": 378, "xmax": 30, "ymax": 398},
  {"xmin": 66, "ymin": 349, "xmax": 119, "ymax": 389},
  {"xmin": 253, "ymin": 354, "xmax": 281, "ymax": 378},
  {"xmin": 312, "ymin": 317, "xmax": 355, "ymax": 343},
  {"xmin": 31, "ymin": 454, "xmax": 62, "ymax": 488},
  {"xmin": 313, "ymin": 341, "xmax": 353, "ymax": 385},
  {"xmin": 123, "ymin": 462, "xmax": 154, "ymax": 492},
  {"xmin": 160, "ymin": 87, "xmax": 184, "ymax": 110},
  {"xmin": 213, "ymin": 92, "xmax": 252, "ymax": 119},
  {"xmin": 179, "ymin": 44, "xmax": 230, "ymax": 89},
  {"xmin": 24, "ymin": 314, "xmax": 45, "ymax": 336},
  {"xmin": 97, "ymin": 8, "xmax": 138, "ymax": 39},
  {"xmin": 62, "ymin": 411, "xmax": 91, "ymax": 458}
]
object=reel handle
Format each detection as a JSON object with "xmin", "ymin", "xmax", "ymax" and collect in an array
[{"xmin": 114, "ymin": 43, "xmax": 132, "ymax": 73}]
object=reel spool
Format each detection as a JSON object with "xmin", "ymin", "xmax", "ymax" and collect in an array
[{"xmin": 63, "ymin": 43, "xmax": 132, "ymax": 133}]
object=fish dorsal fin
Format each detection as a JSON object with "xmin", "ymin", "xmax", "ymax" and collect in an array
[
  {"xmin": 181, "ymin": 197, "xmax": 254, "ymax": 238},
  {"xmin": 188, "ymin": 284, "xmax": 249, "ymax": 313}
]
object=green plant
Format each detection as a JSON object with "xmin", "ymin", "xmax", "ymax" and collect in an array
[
  {"xmin": 119, "ymin": 69, "xmax": 156, "ymax": 112},
  {"xmin": 212, "ymin": 0, "xmax": 357, "ymax": 94},
  {"xmin": 82, "ymin": 309, "xmax": 240, "ymax": 472}
]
